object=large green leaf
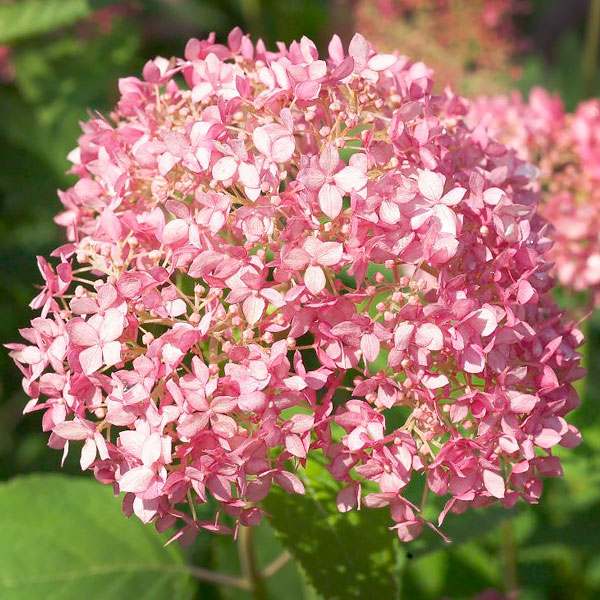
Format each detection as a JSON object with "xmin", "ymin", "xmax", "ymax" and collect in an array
[
  {"xmin": 262, "ymin": 458, "xmax": 516, "ymax": 600},
  {"xmin": 0, "ymin": 474, "xmax": 197, "ymax": 600},
  {"xmin": 0, "ymin": 0, "xmax": 115, "ymax": 45}
]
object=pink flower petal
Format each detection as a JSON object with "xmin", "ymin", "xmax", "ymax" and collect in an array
[
  {"xmin": 100, "ymin": 308, "xmax": 125, "ymax": 343},
  {"xmin": 367, "ymin": 54, "xmax": 397, "ymax": 71},
  {"xmin": 102, "ymin": 341, "xmax": 122, "ymax": 368},
  {"xmin": 304, "ymin": 265, "xmax": 326, "ymax": 295},
  {"xmin": 361, "ymin": 333, "xmax": 380, "ymax": 362},
  {"xmin": 212, "ymin": 156, "xmax": 238, "ymax": 181},
  {"xmin": 119, "ymin": 466, "xmax": 155, "ymax": 493},
  {"xmin": 242, "ymin": 294, "xmax": 266, "ymax": 325},
  {"xmin": 79, "ymin": 345, "xmax": 103, "ymax": 375},
  {"xmin": 319, "ymin": 183, "xmax": 343, "ymax": 219},
  {"xmin": 274, "ymin": 471, "xmax": 305, "ymax": 494},
  {"xmin": 67, "ymin": 319, "xmax": 98, "ymax": 347},
  {"xmin": 334, "ymin": 165, "xmax": 367, "ymax": 193},
  {"xmin": 316, "ymin": 241, "xmax": 343, "ymax": 266},
  {"xmin": 483, "ymin": 469, "xmax": 505, "ymax": 498},
  {"xmin": 53, "ymin": 420, "xmax": 91, "ymax": 441},
  {"xmin": 418, "ymin": 170, "xmax": 444, "ymax": 202}
]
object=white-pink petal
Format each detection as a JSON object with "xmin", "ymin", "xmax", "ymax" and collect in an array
[
  {"xmin": 283, "ymin": 247, "xmax": 311, "ymax": 270},
  {"xmin": 274, "ymin": 471, "xmax": 305, "ymax": 494},
  {"xmin": 482, "ymin": 469, "xmax": 505, "ymax": 498},
  {"xmin": 334, "ymin": 165, "xmax": 368, "ymax": 193},
  {"xmin": 100, "ymin": 308, "xmax": 125, "ymax": 342},
  {"xmin": 162, "ymin": 219, "xmax": 189, "ymax": 245},
  {"xmin": 119, "ymin": 466, "xmax": 155, "ymax": 493},
  {"xmin": 297, "ymin": 167, "xmax": 326, "ymax": 190},
  {"xmin": 361, "ymin": 334, "xmax": 380, "ymax": 362},
  {"xmin": 319, "ymin": 144, "xmax": 340, "ymax": 174},
  {"xmin": 212, "ymin": 156, "xmax": 238, "ymax": 181},
  {"xmin": 431, "ymin": 204, "xmax": 458, "ymax": 236},
  {"xmin": 67, "ymin": 319, "xmax": 98, "ymax": 347},
  {"xmin": 285, "ymin": 433, "xmax": 307, "ymax": 458},
  {"xmin": 260, "ymin": 287, "xmax": 285, "ymax": 307},
  {"xmin": 367, "ymin": 53, "xmax": 397, "ymax": 71},
  {"xmin": 79, "ymin": 345, "xmax": 103, "ymax": 375},
  {"xmin": 417, "ymin": 170, "xmax": 444, "ymax": 202},
  {"xmin": 441, "ymin": 187, "xmax": 467, "ymax": 206},
  {"xmin": 242, "ymin": 294, "xmax": 266, "ymax": 325},
  {"xmin": 141, "ymin": 432, "xmax": 162, "ymax": 466},
  {"xmin": 80, "ymin": 438, "xmax": 97, "ymax": 470},
  {"xmin": 102, "ymin": 341, "xmax": 122, "ymax": 368},
  {"xmin": 415, "ymin": 323, "xmax": 444, "ymax": 351},
  {"xmin": 316, "ymin": 241, "xmax": 344, "ymax": 266},
  {"xmin": 271, "ymin": 136, "xmax": 295, "ymax": 162},
  {"xmin": 319, "ymin": 183, "xmax": 343, "ymax": 219},
  {"xmin": 304, "ymin": 265, "xmax": 326, "ymax": 295},
  {"xmin": 238, "ymin": 162, "xmax": 260, "ymax": 188},
  {"xmin": 53, "ymin": 420, "xmax": 91, "ymax": 440},
  {"xmin": 283, "ymin": 375, "xmax": 308, "ymax": 391}
]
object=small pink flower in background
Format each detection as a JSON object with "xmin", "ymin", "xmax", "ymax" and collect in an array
[
  {"xmin": 470, "ymin": 87, "xmax": 600, "ymax": 304},
  {"xmin": 8, "ymin": 28, "xmax": 582, "ymax": 546}
]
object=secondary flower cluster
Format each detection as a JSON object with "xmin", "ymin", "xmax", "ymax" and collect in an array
[
  {"xmin": 349, "ymin": 0, "xmax": 528, "ymax": 94},
  {"xmin": 8, "ymin": 30, "xmax": 582, "ymax": 544},
  {"xmin": 470, "ymin": 88, "xmax": 600, "ymax": 301}
]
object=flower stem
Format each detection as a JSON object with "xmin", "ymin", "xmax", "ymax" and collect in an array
[
  {"xmin": 261, "ymin": 550, "xmax": 293, "ymax": 579},
  {"xmin": 583, "ymin": 0, "xmax": 600, "ymax": 97},
  {"xmin": 186, "ymin": 565, "xmax": 250, "ymax": 591},
  {"xmin": 501, "ymin": 520, "xmax": 518, "ymax": 598},
  {"xmin": 239, "ymin": 526, "xmax": 270, "ymax": 600}
]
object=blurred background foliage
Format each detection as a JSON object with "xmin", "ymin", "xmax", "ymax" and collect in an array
[{"xmin": 0, "ymin": 1, "xmax": 599, "ymax": 599}]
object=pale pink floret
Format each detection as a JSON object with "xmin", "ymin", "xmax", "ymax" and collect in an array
[
  {"xmin": 298, "ymin": 145, "xmax": 368, "ymax": 219},
  {"xmin": 67, "ymin": 308, "xmax": 125, "ymax": 375}
]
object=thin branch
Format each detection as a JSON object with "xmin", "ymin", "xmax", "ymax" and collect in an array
[
  {"xmin": 261, "ymin": 550, "xmax": 293, "ymax": 579},
  {"xmin": 239, "ymin": 526, "xmax": 270, "ymax": 600},
  {"xmin": 186, "ymin": 565, "xmax": 250, "ymax": 590}
]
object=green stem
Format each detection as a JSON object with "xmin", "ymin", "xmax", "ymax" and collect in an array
[
  {"xmin": 187, "ymin": 564, "xmax": 250, "ymax": 591},
  {"xmin": 261, "ymin": 551, "xmax": 292, "ymax": 579},
  {"xmin": 583, "ymin": 0, "xmax": 600, "ymax": 97},
  {"xmin": 239, "ymin": 526, "xmax": 270, "ymax": 600},
  {"xmin": 500, "ymin": 520, "xmax": 518, "ymax": 598}
]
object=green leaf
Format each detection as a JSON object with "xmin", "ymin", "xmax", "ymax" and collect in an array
[
  {"xmin": 262, "ymin": 458, "xmax": 516, "ymax": 600},
  {"xmin": 262, "ymin": 459, "xmax": 404, "ymax": 600},
  {"xmin": 0, "ymin": 0, "xmax": 115, "ymax": 45},
  {"xmin": 0, "ymin": 474, "xmax": 197, "ymax": 600},
  {"xmin": 9, "ymin": 20, "xmax": 140, "ymax": 175}
]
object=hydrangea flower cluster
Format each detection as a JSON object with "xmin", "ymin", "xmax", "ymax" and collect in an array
[
  {"xmin": 470, "ymin": 88, "xmax": 600, "ymax": 299},
  {"xmin": 8, "ymin": 30, "xmax": 583, "ymax": 544}
]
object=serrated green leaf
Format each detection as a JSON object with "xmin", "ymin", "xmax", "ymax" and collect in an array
[
  {"xmin": 262, "ymin": 458, "xmax": 517, "ymax": 600},
  {"xmin": 0, "ymin": 474, "xmax": 197, "ymax": 600},
  {"xmin": 262, "ymin": 459, "xmax": 404, "ymax": 600},
  {"xmin": 0, "ymin": 0, "xmax": 115, "ymax": 45}
]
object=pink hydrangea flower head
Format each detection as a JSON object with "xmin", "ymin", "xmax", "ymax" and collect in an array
[{"xmin": 9, "ymin": 30, "xmax": 583, "ymax": 544}]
